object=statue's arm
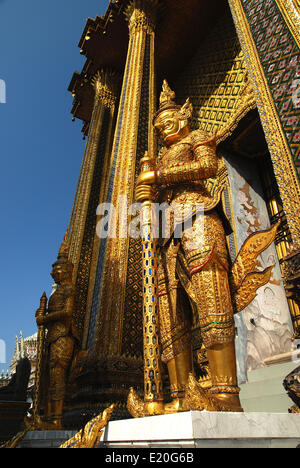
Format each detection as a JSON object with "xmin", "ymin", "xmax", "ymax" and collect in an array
[
  {"xmin": 41, "ymin": 294, "xmax": 74, "ymax": 325},
  {"xmin": 157, "ymin": 133, "xmax": 218, "ymax": 185},
  {"xmin": 42, "ymin": 311, "xmax": 67, "ymax": 324}
]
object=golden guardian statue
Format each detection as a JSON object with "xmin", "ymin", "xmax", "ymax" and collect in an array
[{"xmin": 129, "ymin": 80, "xmax": 279, "ymax": 416}]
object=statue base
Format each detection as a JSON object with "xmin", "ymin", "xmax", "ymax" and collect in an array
[
  {"xmin": 240, "ymin": 358, "xmax": 299, "ymax": 413},
  {"xmin": 99, "ymin": 411, "xmax": 300, "ymax": 449},
  {"xmin": 16, "ymin": 411, "xmax": 300, "ymax": 448}
]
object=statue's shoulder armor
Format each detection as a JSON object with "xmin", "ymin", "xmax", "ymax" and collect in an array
[{"xmin": 190, "ymin": 128, "xmax": 211, "ymax": 145}]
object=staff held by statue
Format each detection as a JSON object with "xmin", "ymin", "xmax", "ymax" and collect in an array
[
  {"xmin": 136, "ymin": 151, "xmax": 164, "ymax": 415},
  {"xmin": 32, "ymin": 292, "xmax": 47, "ymax": 427}
]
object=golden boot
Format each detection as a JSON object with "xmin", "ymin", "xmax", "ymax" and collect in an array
[
  {"xmin": 45, "ymin": 363, "xmax": 67, "ymax": 428},
  {"xmin": 50, "ymin": 399, "xmax": 64, "ymax": 429},
  {"xmin": 164, "ymin": 348, "xmax": 192, "ymax": 413},
  {"xmin": 206, "ymin": 341, "xmax": 243, "ymax": 412}
]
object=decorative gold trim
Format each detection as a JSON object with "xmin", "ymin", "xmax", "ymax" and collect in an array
[
  {"xmin": 275, "ymin": 0, "xmax": 300, "ymax": 48},
  {"xmin": 233, "ymin": 265, "xmax": 274, "ymax": 313},
  {"xmin": 125, "ymin": 0, "xmax": 159, "ymax": 36},
  {"xmin": 223, "ymin": 177, "xmax": 239, "ymax": 257},
  {"xmin": 228, "ymin": 0, "xmax": 300, "ymax": 248},
  {"xmin": 230, "ymin": 222, "xmax": 280, "ymax": 291},
  {"xmin": 91, "ymin": 70, "xmax": 120, "ymax": 109}
]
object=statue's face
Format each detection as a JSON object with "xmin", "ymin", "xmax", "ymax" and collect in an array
[
  {"xmin": 51, "ymin": 262, "xmax": 72, "ymax": 284},
  {"xmin": 154, "ymin": 110, "xmax": 189, "ymax": 146},
  {"xmin": 51, "ymin": 264, "xmax": 64, "ymax": 284}
]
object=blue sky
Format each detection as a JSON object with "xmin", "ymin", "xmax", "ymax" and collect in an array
[{"xmin": 0, "ymin": 0, "xmax": 109, "ymax": 368}]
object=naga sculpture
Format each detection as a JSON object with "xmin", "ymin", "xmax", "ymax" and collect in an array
[
  {"xmin": 128, "ymin": 80, "xmax": 279, "ymax": 416},
  {"xmin": 35, "ymin": 233, "xmax": 77, "ymax": 429},
  {"xmin": 59, "ymin": 404, "xmax": 114, "ymax": 448}
]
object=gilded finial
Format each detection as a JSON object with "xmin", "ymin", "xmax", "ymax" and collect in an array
[
  {"xmin": 40, "ymin": 292, "xmax": 47, "ymax": 305},
  {"xmin": 159, "ymin": 80, "xmax": 176, "ymax": 107},
  {"xmin": 35, "ymin": 292, "xmax": 47, "ymax": 320},
  {"xmin": 155, "ymin": 79, "xmax": 193, "ymax": 121}
]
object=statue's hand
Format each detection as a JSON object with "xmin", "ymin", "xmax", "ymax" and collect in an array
[
  {"xmin": 137, "ymin": 170, "xmax": 159, "ymax": 186},
  {"xmin": 135, "ymin": 184, "xmax": 158, "ymax": 203}
]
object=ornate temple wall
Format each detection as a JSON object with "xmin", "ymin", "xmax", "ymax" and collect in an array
[
  {"xmin": 174, "ymin": 10, "xmax": 248, "ymax": 136},
  {"xmin": 230, "ymin": 0, "xmax": 300, "ymax": 180},
  {"xmin": 229, "ymin": 0, "xmax": 300, "ymax": 249},
  {"xmin": 225, "ymin": 152, "xmax": 293, "ymax": 383}
]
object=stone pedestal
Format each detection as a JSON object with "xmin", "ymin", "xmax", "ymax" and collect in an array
[
  {"xmin": 15, "ymin": 412, "xmax": 300, "ymax": 448},
  {"xmin": 100, "ymin": 411, "xmax": 300, "ymax": 449},
  {"xmin": 240, "ymin": 356, "xmax": 300, "ymax": 413}
]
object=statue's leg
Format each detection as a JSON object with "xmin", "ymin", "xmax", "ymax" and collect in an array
[
  {"xmin": 48, "ymin": 363, "xmax": 64, "ymax": 427},
  {"xmin": 190, "ymin": 263, "xmax": 242, "ymax": 411},
  {"xmin": 44, "ymin": 364, "xmax": 52, "ymax": 421},
  {"xmin": 48, "ymin": 337, "xmax": 74, "ymax": 427},
  {"xmin": 182, "ymin": 211, "xmax": 243, "ymax": 412},
  {"xmin": 158, "ymin": 239, "xmax": 192, "ymax": 413}
]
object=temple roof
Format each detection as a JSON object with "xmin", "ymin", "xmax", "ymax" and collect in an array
[{"xmin": 68, "ymin": 0, "xmax": 228, "ymax": 132}]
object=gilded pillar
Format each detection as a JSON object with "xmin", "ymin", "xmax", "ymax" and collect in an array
[
  {"xmin": 68, "ymin": 69, "xmax": 120, "ymax": 341},
  {"xmin": 86, "ymin": 0, "xmax": 158, "ymax": 362}
]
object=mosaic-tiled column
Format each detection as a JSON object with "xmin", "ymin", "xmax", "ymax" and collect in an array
[
  {"xmin": 86, "ymin": 0, "xmax": 158, "ymax": 363},
  {"xmin": 68, "ymin": 69, "xmax": 120, "ymax": 341},
  {"xmin": 228, "ymin": 0, "xmax": 300, "ymax": 248}
]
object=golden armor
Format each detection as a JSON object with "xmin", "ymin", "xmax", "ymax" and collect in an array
[
  {"xmin": 36, "ymin": 233, "xmax": 77, "ymax": 428},
  {"xmin": 131, "ymin": 81, "xmax": 278, "ymax": 416}
]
